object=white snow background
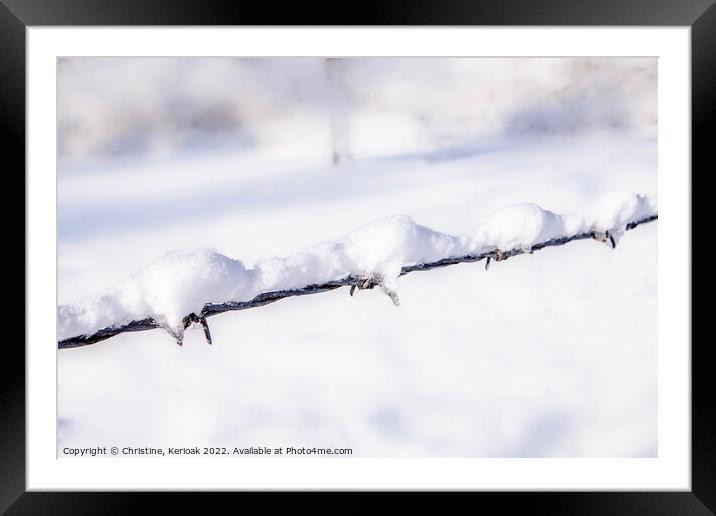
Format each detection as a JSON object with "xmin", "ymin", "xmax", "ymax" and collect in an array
[{"xmin": 57, "ymin": 58, "xmax": 657, "ymax": 457}]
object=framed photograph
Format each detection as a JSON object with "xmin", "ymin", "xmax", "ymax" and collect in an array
[{"xmin": 6, "ymin": 0, "xmax": 711, "ymax": 511}]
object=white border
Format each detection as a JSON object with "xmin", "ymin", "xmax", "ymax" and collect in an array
[{"xmin": 27, "ymin": 27, "xmax": 691, "ymax": 490}]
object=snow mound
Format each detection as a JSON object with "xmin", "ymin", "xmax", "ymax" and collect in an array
[
  {"xmin": 340, "ymin": 216, "xmax": 463, "ymax": 289},
  {"xmin": 469, "ymin": 203, "xmax": 584, "ymax": 253},
  {"xmin": 588, "ymin": 191, "xmax": 657, "ymax": 244},
  {"xmin": 256, "ymin": 216, "xmax": 463, "ymax": 293},
  {"xmin": 59, "ymin": 250, "xmax": 256, "ymax": 338},
  {"xmin": 58, "ymin": 192, "xmax": 656, "ymax": 341}
]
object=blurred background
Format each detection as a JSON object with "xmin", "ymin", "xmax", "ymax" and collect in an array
[
  {"xmin": 58, "ymin": 58, "xmax": 657, "ymax": 457},
  {"xmin": 58, "ymin": 57, "xmax": 656, "ymax": 161}
]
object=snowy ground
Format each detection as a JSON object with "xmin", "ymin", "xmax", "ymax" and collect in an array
[{"xmin": 57, "ymin": 58, "xmax": 657, "ymax": 458}]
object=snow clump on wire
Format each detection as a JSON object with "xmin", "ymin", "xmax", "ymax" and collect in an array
[{"xmin": 58, "ymin": 191, "xmax": 657, "ymax": 341}]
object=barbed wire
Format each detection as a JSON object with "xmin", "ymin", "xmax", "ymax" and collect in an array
[{"xmin": 58, "ymin": 214, "xmax": 657, "ymax": 349}]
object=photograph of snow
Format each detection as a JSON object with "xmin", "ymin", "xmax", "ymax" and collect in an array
[{"xmin": 57, "ymin": 57, "xmax": 657, "ymax": 458}]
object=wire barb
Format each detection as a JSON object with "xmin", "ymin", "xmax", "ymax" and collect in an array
[
  {"xmin": 165, "ymin": 326, "xmax": 184, "ymax": 347},
  {"xmin": 380, "ymin": 285, "xmax": 400, "ymax": 306},
  {"xmin": 199, "ymin": 316, "xmax": 212, "ymax": 345},
  {"xmin": 350, "ymin": 274, "xmax": 400, "ymax": 306},
  {"xmin": 593, "ymin": 231, "xmax": 617, "ymax": 249},
  {"xmin": 171, "ymin": 312, "xmax": 214, "ymax": 346}
]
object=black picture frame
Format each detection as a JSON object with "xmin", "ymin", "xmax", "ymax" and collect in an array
[{"xmin": 3, "ymin": 0, "xmax": 711, "ymax": 512}]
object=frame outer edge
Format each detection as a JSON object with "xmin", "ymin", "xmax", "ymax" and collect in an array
[
  {"xmin": 4, "ymin": 0, "xmax": 712, "ymax": 511},
  {"xmin": 691, "ymin": 1, "xmax": 716, "ymax": 513},
  {"xmin": 0, "ymin": 0, "xmax": 27, "ymax": 514}
]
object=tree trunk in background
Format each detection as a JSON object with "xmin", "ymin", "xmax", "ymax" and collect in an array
[{"xmin": 324, "ymin": 58, "xmax": 352, "ymax": 166}]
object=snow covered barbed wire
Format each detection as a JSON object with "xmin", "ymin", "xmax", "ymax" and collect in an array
[{"xmin": 58, "ymin": 191, "xmax": 657, "ymax": 349}]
